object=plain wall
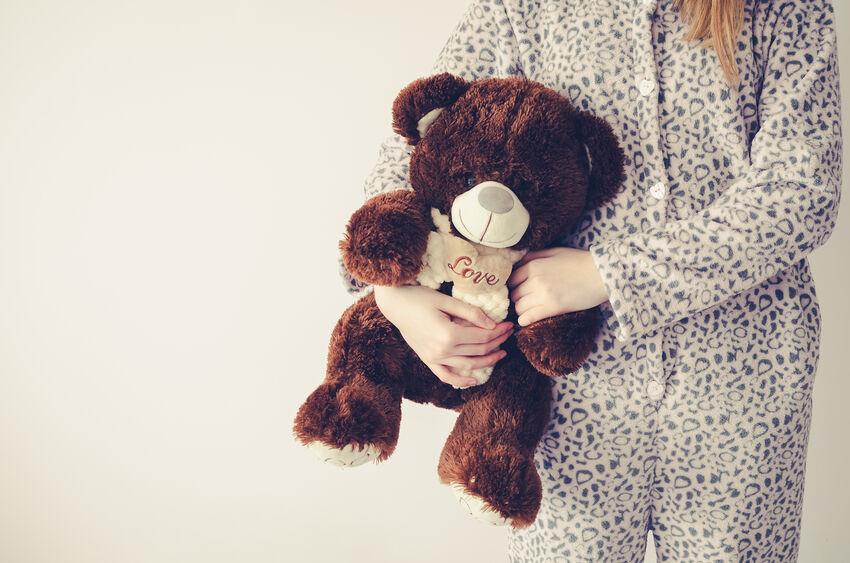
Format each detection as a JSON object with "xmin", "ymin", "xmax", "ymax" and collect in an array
[{"xmin": 0, "ymin": 1, "xmax": 846, "ymax": 562}]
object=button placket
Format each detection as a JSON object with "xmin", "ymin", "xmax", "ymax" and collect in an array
[
  {"xmin": 631, "ymin": 6, "xmax": 668, "ymax": 227},
  {"xmin": 630, "ymin": 3, "xmax": 668, "ymax": 406}
]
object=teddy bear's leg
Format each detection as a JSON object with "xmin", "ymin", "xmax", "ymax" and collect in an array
[
  {"xmin": 516, "ymin": 308, "xmax": 601, "ymax": 377},
  {"xmin": 293, "ymin": 293, "xmax": 411, "ymax": 467},
  {"xmin": 437, "ymin": 352, "xmax": 551, "ymax": 528}
]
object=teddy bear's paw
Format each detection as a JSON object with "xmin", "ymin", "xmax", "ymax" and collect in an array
[
  {"xmin": 516, "ymin": 311, "xmax": 600, "ymax": 377},
  {"xmin": 449, "ymin": 483, "xmax": 513, "ymax": 526},
  {"xmin": 306, "ymin": 441, "xmax": 382, "ymax": 468}
]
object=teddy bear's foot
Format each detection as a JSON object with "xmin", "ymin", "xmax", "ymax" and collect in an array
[
  {"xmin": 305, "ymin": 441, "xmax": 383, "ymax": 468},
  {"xmin": 439, "ymin": 441, "xmax": 542, "ymax": 528},
  {"xmin": 450, "ymin": 483, "xmax": 513, "ymax": 526},
  {"xmin": 293, "ymin": 381, "xmax": 401, "ymax": 465}
]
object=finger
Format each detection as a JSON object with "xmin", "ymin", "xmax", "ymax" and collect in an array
[
  {"xmin": 509, "ymin": 281, "xmax": 532, "ymax": 304},
  {"xmin": 428, "ymin": 363, "xmax": 479, "ymax": 388},
  {"xmin": 507, "ymin": 263, "xmax": 530, "ymax": 289},
  {"xmin": 518, "ymin": 305, "xmax": 551, "ymax": 327},
  {"xmin": 513, "ymin": 293, "xmax": 539, "ymax": 319},
  {"xmin": 436, "ymin": 294, "xmax": 496, "ymax": 329},
  {"xmin": 443, "ymin": 349, "xmax": 507, "ymax": 372},
  {"xmin": 454, "ymin": 327, "xmax": 514, "ymax": 356},
  {"xmin": 450, "ymin": 321, "xmax": 513, "ymax": 346}
]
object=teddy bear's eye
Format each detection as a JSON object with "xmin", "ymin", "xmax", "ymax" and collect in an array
[{"xmin": 463, "ymin": 172, "xmax": 477, "ymax": 189}]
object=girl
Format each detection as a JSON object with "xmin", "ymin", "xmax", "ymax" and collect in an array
[{"xmin": 342, "ymin": 0, "xmax": 842, "ymax": 560}]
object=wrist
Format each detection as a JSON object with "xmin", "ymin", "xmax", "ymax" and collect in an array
[
  {"xmin": 373, "ymin": 284, "xmax": 391, "ymax": 308},
  {"xmin": 373, "ymin": 285, "xmax": 414, "ymax": 323},
  {"xmin": 583, "ymin": 251, "xmax": 608, "ymax": 307}
]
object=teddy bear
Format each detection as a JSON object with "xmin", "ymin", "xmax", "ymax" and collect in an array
[{"xmin": 293, "ymin": 73, "xmax": 624, "ymax": 527}]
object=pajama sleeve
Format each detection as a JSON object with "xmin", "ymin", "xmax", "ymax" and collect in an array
[
  {"xmin": 340, "ymin": 0, "xmax": 524, "ymax": 296},
  {"xmin": 590, "ymin": 0, "xmax": 842, "ymax": 342}
]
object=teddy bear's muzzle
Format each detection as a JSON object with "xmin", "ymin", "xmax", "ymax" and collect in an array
[{"xmin": 450, "ymin": 181, "xmax": 530, "ymax": 248}]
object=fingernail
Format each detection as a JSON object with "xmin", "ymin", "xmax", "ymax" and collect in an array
[{"xmin": 465, "ymin": 379, "xmax": 478, "ymax": 387}]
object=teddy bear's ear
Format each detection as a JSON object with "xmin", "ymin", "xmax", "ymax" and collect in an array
[
  {"xmin": 575, "ymin": 112, "xmax": 625, "ymax": 209},
  {"xmin": 392, "ymin": 73, "xmax": 469, "ymax": 145}
]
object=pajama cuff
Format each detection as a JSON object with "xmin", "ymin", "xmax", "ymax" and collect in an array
[
  {"xmin": 590, "ymin": 240, "xmax": 635, "ymax": 342},
  {"xmin": 338, "ymin": 255, "xmax": 373, "ymax": 298}
]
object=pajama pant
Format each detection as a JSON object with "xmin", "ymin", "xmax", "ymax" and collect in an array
[{"xmin": 507, "ymin": 276, "xmax": 817, "ymax": 562}]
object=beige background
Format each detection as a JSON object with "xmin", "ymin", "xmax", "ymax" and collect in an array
[{"xmin": 0, "ymin": 1, "xmax": 846, "ymax": 561}]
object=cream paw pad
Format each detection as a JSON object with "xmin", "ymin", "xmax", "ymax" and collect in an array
[{"xmin": 306, "ymin": 441, "xmax": 381, "ymax": 467}]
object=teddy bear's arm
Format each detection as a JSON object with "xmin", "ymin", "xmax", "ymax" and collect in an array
[
  {"xmin": 340, "ymin": 190, "xmax": 431, "ymax": 287},
  {"xmin": 515, "ymin": 309, "xmax": 601, "ymax": 378}
]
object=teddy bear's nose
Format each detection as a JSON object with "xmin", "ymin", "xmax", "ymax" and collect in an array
[{"xmin": 477, "ymin": 185, "xmax": 514, "ymax": 214}]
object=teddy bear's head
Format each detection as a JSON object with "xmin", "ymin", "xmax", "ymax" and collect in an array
[{"xmin": 393, "ymin": 74, "xmax": 624, "ymax": 250}]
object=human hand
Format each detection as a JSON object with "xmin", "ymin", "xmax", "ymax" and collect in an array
[
  {"xmin": 373, "ymin": 285, "xmax": 514, "ymax": 388},
  {"xmin": 507, "ymin": 248, "xmax": 608, "ymax": 327}
]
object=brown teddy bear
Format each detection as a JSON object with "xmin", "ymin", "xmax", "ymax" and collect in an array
[{"xmin": 294, "ymin": 74, "xmax": 624, "ymax": 527}]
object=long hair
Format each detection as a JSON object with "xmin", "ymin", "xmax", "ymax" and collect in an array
[{"xmin": 674, "ymin": 0, "xmax": 745, "ymax": 86}]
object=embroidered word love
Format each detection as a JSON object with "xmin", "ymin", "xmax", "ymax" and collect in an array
[{"xmin": 447, "ymin": 256, "xmax": 500, "ymax": 286}]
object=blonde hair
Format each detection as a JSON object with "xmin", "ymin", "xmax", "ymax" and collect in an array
[{"xmin": 674, "ymin": 0, "xmax": 745, "ymax": 86}]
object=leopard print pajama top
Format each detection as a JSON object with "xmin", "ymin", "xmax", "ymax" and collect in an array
[{"xmin": 340, "ymin": 0, "xmax": 842, "ymax": 560}]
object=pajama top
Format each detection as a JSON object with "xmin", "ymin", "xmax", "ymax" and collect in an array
[{"xmin": 340, "ymin": 0, "xmax": 842, "ymax": 560}]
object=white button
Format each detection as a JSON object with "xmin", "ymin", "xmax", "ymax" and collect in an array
[
  {"xmin": 647, "ymin": 380, "xmax": 665, "ymax": 401},
  {"xmin": 649, "ymin": 181, "xmax": 667, "ymax": 199},
  {"xmin": 638, "ymin": 78, "xmax": 655, "ymax": 97}
]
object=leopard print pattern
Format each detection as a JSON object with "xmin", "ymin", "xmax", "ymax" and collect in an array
[{"xmin": 341, "ymin": 0, "xmax": 842, "ymax": 560}]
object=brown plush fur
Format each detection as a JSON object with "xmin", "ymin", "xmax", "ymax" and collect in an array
[
  {"xmin": 340, "ymin": 190, "xmax": 430, "ymax": 286},
  {"xmin": 436, "ymin": 347, "xmax": 551, "ymax": 526},
  {"xmin": 576, "ymin": 113, "xmax": 627, "ymax": 209},
  {"xmin": 515, "ymin": 309, "xmax": 601, "ymax": 377},
  {"xmin": 392, "ymin": 73, "xmax": 469, "ymax": 144},
  {"xmin": 400, "ymin": 77, "xmax": 623, "ymax": 250},
  {"xmin": 294, "ymin": 73, "xmax": 625, "ymax": 527},
  {"xmin": 293, "ymin": 293, "xmax": 408, "ymax": 460}
]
